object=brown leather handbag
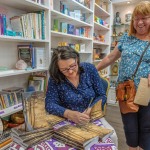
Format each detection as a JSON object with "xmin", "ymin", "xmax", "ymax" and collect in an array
[
  {"xmin": 116, "ymin": 42, "xmax": 150, "ymax": 114},
  {"xmin": 116, "ymin": 80, "xmax": 138, "ymax": 114}
]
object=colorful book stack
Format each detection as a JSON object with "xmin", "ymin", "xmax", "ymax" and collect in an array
[
  {"xmin": 0, "ymin": 87, "xmax": 24, "ymax": 110},
  {"xmin": 10, "ymin": 11, "xmax": 45, "ymax": 39}
]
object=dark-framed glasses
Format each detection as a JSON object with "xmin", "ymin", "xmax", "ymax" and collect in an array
[{"xmin": 60, "ymin": 60, "xmax": 77, "ymax": 73}]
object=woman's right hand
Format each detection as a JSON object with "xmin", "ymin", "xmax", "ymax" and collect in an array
[{"xmin": 64, "ymin": 109, "xmax": 90, "ymax": 124}]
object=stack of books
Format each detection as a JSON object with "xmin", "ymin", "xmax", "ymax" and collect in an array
[
  {"xmin": 53, "ymin": 123, "xmax": 113, "ymax": 150},
  {"xmin": 90, "ymin": 100, "xmax": 104, "ymax": 121},
  {"xmin": 11, "ymin": 127, "xmax": 53, "ymax": 149},
  {"xmin": 0, "ymin": 130, "xmax": 12, "ymax": 149}
]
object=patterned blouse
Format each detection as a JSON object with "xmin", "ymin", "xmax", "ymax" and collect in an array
[
  {"xmin": 45, "ymin": 62, "xmax": 106, "ymax": 117},
  {"xmin": 118, "ymin": 33, "xmax": 150, "ymax": 88}
]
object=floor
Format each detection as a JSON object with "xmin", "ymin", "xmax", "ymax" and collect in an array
[{"xmin": 105, "ymin": 104, "xmax": 128, "ymax": 150}]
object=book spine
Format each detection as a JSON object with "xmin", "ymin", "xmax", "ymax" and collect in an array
[
  {"xmin": 3, "ymin": 15, "xmax": 7, "ymax": 35},
  {"xmin": 41, "ymin": 11, "xmax": 45, "ymax": 40}
]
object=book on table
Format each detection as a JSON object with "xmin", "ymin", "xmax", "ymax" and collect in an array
[{"xmin": 53, "ymin": 123, "xmax": 113, "ymax": 150}]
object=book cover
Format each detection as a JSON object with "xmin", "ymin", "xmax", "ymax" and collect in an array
[
  {"xmin": 35, "ymin": 47, "xmax": 46, "ymax": 68},
  {"xmin": 10, "ymin": 16, "xmax": 23, "ymax": 34},
  {"xmin": 53, "ymin": 123, "xmax": 113, "ymax": 149},
  {"xmin": 18, "ymin": 45, "xmax": 32, "ymax": 67}
]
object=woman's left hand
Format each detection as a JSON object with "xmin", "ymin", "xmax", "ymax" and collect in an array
[{"xmin": 148, "ymin": 74, "xmax": 150, "ymax": 87}]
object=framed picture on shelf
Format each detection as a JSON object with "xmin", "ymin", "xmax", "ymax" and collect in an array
[
  {"xmin": 125, "ymin": 13, "xmax": 132, "ymax": 24},
  {"xmin": 110, "ymin": 62, "xmax": 118, "ymax": 76}
]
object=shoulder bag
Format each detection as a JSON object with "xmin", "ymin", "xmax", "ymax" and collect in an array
[{"xmin": 116, "ymin": 42, "xmax": 150, "ymax": 114}]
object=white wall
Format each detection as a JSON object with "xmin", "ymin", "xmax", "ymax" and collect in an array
[{"xmin": 113, "ymin": 4, "xmax": 135, "ymax": 24}]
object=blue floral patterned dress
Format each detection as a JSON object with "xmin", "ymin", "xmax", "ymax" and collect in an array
[{"xmin": 118, "ymin": 33, "xmax": 150, "ymax": 89}]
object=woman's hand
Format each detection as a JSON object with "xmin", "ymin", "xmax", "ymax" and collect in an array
[
  {"xmin": 64, "ymin": 109, "xmax": 90, "ymax": 124},
  {"xmin": 148, "ymin": 74, "xmax": 150, "ymax": 87}
]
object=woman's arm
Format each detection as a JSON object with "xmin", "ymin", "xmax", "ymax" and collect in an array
[
  {"xmin": 148, "ymin": 74, "xmax": 150, "ymax": 87},
  {"xmin": 45, "ymin": 78, "xmax": 66, "ymax": 116},
  {"xmin": 96, "ymin": 45, "xmax": 121, "ymax": 71},
  {"xmin": 45, "ymin": 78, "xmax": 90, "ymax": 124}
]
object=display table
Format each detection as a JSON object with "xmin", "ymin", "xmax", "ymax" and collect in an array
[{"xmin": 10, "ymin": 117, "xmax": 118, "ymax": 150}]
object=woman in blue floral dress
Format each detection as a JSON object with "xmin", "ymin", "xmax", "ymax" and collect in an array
[{"xmin": 97, "ymin": 1, "xmax": 150, "ymax": 150}]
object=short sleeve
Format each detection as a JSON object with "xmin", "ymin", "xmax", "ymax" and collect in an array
[{"xmin": 118, "ymin": 33, "xmax": 128, "ymax": 52}]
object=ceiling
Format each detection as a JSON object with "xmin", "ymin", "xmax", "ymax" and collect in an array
[{"xmin": 112, "ymin": 0, "xmax": 148, "ymax": 6}]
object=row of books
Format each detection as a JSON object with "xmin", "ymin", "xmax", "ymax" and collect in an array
[
  {"xmin": 60, "ymin": 1, "xmax": 86, "ymax": 22},
  {"xmin": 28, "ymin": 75, "xmax": 47, "ymax": 92},
  {"xmin": 18, "ymin": 45, "xmax": 46, "ymax": 69},
  {"xmin": 53, "ymin": 19, "xmax": 91, "ymax": 38},
  {"xmin": 0, "ymin": 88, "xmax": 23, "ymax": 110},
  {"xmin": 10, "ymin": 11, "xmax": 45, "ymax": 40}
]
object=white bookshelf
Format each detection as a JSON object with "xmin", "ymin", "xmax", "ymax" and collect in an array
[
  {"xmin": 0, "ymin": 0, "xmax": 112, "ymax": 117},
  {"xmin": 93, "ymin": 40, "xmax": 109, "ymax": 46},
  {"xmin": 0, "ymin": 68, "xmax": 48, "ymax": 77},
  {"xmin": 52, "ymin": 0, "xmax": 94, "ymax": 13},
  {"xmin": 95, "ymin": 3, "xmax": 110, "ymax": 17},
  {"xmin": 93, "ymin": 0, "xmax": 111, "ymax": 78},
  {"xmin": 0, "ymin": 35, "xmax": 49, "ymax": 43},
  {"xmin": 0, "ymin": 103, "xmax": 23, "ymax": 118},
  {"xmin": 51, "ymin": 31, "xmax": 92, "ymax": 41},
  {"xmin": 51, "ymin": 0, "xmax": 94, "ymax": 63},
  {"xmin": 51, "ymin": 9, "xmax": 92, "ymax": 27},
  {"xmin": 0, "ymin": 0, "xmax": 50, "ymax": 116}
]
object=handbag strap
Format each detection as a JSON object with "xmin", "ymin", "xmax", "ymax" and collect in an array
[{"xmin": 132, "ymin": 42, "xmax": 150, "ymax": 79}]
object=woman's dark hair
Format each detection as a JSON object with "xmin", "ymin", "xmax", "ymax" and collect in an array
[{"xmin": 49, "ymin": 46, "xmax": 82, "ymax": 83}]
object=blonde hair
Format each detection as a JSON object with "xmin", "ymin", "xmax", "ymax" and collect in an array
[{"xmin": 129, "ymin": 1, "xmax": 150, "ymax": 36}]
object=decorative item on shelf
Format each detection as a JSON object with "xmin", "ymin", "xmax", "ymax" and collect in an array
[
  {"xmin": 114, "ymin": 12, "xmax": 121, "ymax": 25},
  {"xmin": 118, "ymin": 32, "xmax": 123, "ymax": 36},
  {"xmin": 93, "ymin": 48, "xmax": 102, "ymax": 60},
  {"xmin": 125, "ymin": 13, "xmax": 132, "ymax": 24},
  {"xmin": 17, "ymin": 45, "xmax": 33, "ymax": 68},
  {"xmin": 11, "ymin": 111, "xmax": 24, "ymax": 124},
  {"xmin": 16, "ymin": 59, "xmax": 27, "ymax": 70},
  {"xmin": 111, "ymin": 62, "xmax": 118, "ymax": 76}
]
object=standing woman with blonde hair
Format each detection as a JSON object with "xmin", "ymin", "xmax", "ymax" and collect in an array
[{"xmin": 97, "ymin": 1, "xmax": 150, "ymax": 150}]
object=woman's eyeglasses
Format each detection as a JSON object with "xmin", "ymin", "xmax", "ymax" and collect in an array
[
  {"xmin": 60, "ymin": 60, "xmax": 77, "ymax": 73},
  {"xmin": 133, "ymin": 16, "xmax": 150, "ymax": 22}
]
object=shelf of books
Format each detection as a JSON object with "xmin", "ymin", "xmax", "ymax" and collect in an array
[
  {"xmin": 93, "ymin": 0, "xmax": 111, "ymax": 78},
  {"xmin": 0, "ymin": 0, "xmax": 50, "ymax": 111},
  {"xmin": 51, "ymin": 9, "xmax": 92, "ymax": 27},
  {"xmin": 0, "ymin": 103, "xmax": 23, "ymax": 118},
  {"xmin": 51, "ymin": 0, "xmax": 93, "ymax": 13},
  {"xmin": 51, "ymin": 0, "xmax": 94, "ymax": 63}
]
